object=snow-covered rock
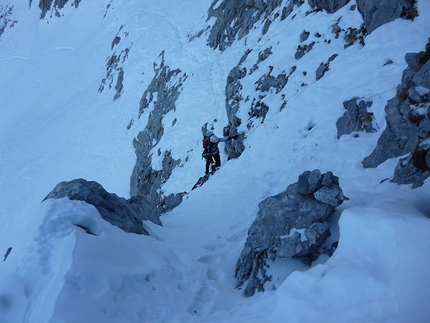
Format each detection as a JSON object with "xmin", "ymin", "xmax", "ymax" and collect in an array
[
  {"xmin": 235, "ymin": 169, "xmax": 345, "ymax": 297},
  {"xmin": 44, "ymin": 178, "xmax": 161, "ymax": 235}
]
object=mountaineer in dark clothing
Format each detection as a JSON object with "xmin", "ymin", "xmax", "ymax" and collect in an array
[{"xmin": 201, "ymin": 132, "xmax": 237, "ymax": 175}]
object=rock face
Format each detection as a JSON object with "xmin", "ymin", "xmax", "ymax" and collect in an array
[
  {"xmin": 223, "ymin": 50, "xmax": 250, "ymax": 159},
  {"xmin": 43, "ymin": 178, "xmax": 161, "ymax": 235},
  {"xmin": 206, "ymin": 0, "xmax": 284, "ymax": 51},
  {"xmin": 130, "ymin": 51, "xmax": 185, "ymax": 207},
  {"xmin": 362, "ymin": 40, "xmax": 430, "ymax": 189},
  {"xmin": 356, "ymin": 0, "xmax": 418, "ymax": 34},
  {"xmin": 308, "ymin": 0, "xmax": 350, "ymax": 13},
  {"xmin": 308, "ymin": 0, "xmax": 418, "ymax": 34},
  {"xmin": 30, "ymin": 0, "xmax": 82, "ymax": 19},
  {"xmin": 336, "ymin": 98, "xmax": 377, "ymax": 138},
  {"xmin": 0, "ymin": 5, "xmax": 17, "ymax": 38},
  {"xmin": 235, "ymin": 170, "xmax": 345, "ymax": 297}
]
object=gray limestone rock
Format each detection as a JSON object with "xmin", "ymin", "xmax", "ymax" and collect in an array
[
  {"xmin": 235, "ymin": 170, "xmax": 345, "ymax": 297},
  {"xmin": 0, "ymin": 5, "xmax": 17, "ymax": 38},
  {"xmin": 356, "ymin": 0, "xmax": 418, "ymax": 34},
  {"xmin": 98, "ymin": 44, "xmax": 130, "ymax": 100},
  {"xmin": 363, "ymin": 41, "xmax": 430, "ymax": 171},
  {"xmin": 316, "ymin": 54, "xmax": 338, "ymax": 80},
  {"xmin": 160, "ymin": 192, "xmax": 186, "ymax": 213},
  {"xmin": 295, "ymin": 42, "xmax": 315, "ymax": 60},
  {"xmin": 130, "ymin": 52, "xmax": 184, "ymax": 207},
  {"xmin": 413, "ymin": 61, "xmax": 430, "ymax": 89},
  {"xmin": 43, "ymin": 179, "xmax": 161, "ymax": 235},
  {"xmin": 300, "ymin": 30, "xmax": 310, "ymax": 42},
  {"xmin": 206, "ymin": 0, "xmax": 291, "ymax": 51},
  {"xmin": 307, "ymin": 0, "xmax": 350, "ymax": 13},
  {"xmin": 336, "ymin": 98, "xmax": 377, "ymax": 138},
  {"xmin": 31, "ymin": 0, "xmax": 82, "ymax": 19},
  {"xmin": 223, "ymin": 50, "xmax": 251, "ymax": 159}
]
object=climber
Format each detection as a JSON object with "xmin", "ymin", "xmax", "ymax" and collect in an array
[{"xmin": 201, "ymin": 131, "xmax": 238, "ymax": 175}]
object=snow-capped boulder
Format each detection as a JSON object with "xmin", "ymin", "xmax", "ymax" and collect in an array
[
  {"xmin": 363, "ymin": 40, "xmax": 430, "ymax": 189},
  {"xmin": 235, "ymin": 170, "xmax": 345, "ymax": 297},
  {"xmin": 43, "ymin": 178, "xmax": 161, "ymax": 235}
]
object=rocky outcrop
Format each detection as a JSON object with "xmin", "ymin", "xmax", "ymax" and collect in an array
[
  {"xmin": 0, "ymin": 5, "xmax": 17, "ymax": 38},
  {"xmin": 130, "ymin": 51, "xmax": 185, "ymax": 207},
  {"xmin": 98, "ymin": 25, "xmax": 129, "ymax": 101},
  {"xmin": 224, "ymin": 51, "xmax": 249, "ymax": 159},
  {"xmin": 392, "ymin": 137, "xmax": 430, "ymax": 188},
  {"xmin": 308, "ymin": 0, "xmax": 418, "ymax": 34},
  {"xmin": 356, "ymin": 0, "xmax": 418, "ymax": 34},
  {"xmin": 235, "ymin": 170, "xmax": 345, "ymax": 297},
  {"xmin": 362, "ymin": 40, "xmax": 430, "ymax": 178},
  {"xmin": 30, "ymin": 0, "xmax": 82, "ymax": 19},
  {"xmin": 316, "ymin": 53, "xmax": 338, "ymax": 80},
  {"xmin": 206, "ymin": 0, "xmax": 304, "ymax": 51},
  {"xmin": 336, "ymin": 98, "xmax": 377, "ymax": 138},
  {"xmin": 308, "ymin": 0, "xmax": 350, "ymax": 13},
  {"xmin": 43, "ymin": 178, "xmax": 161, "ymax": 235}
]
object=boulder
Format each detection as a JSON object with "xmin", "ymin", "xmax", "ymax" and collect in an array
[
  {"xmin": 235, "ymin": 170, "xmax": 345, "ymax": 297},
  {"xmin": 43, "ymin": 178, "xmax": 161, "ymax": 235},
  {"xmin": 336, "ymin": 98, "xmax": 377, "ymax": 138}
]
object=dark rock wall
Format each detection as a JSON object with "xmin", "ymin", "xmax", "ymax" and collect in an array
[{"xmin": 130, "ymin": 52, "xmax": 184, "ymax": 207}]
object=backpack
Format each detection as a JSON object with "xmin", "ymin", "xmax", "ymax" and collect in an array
[{"xmin": 202, "ymin": 139, "xmax": 212, "ymax": 157}]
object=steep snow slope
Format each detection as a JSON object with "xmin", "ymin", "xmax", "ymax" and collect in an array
[{"xmin": 1, "ymin": 0, "xmax": 430, "ymax": 322}]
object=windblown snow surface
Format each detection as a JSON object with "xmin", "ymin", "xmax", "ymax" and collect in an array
[{"xmin": 1, "ymin": 1, "xmax": 430, "ymax": 322}]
